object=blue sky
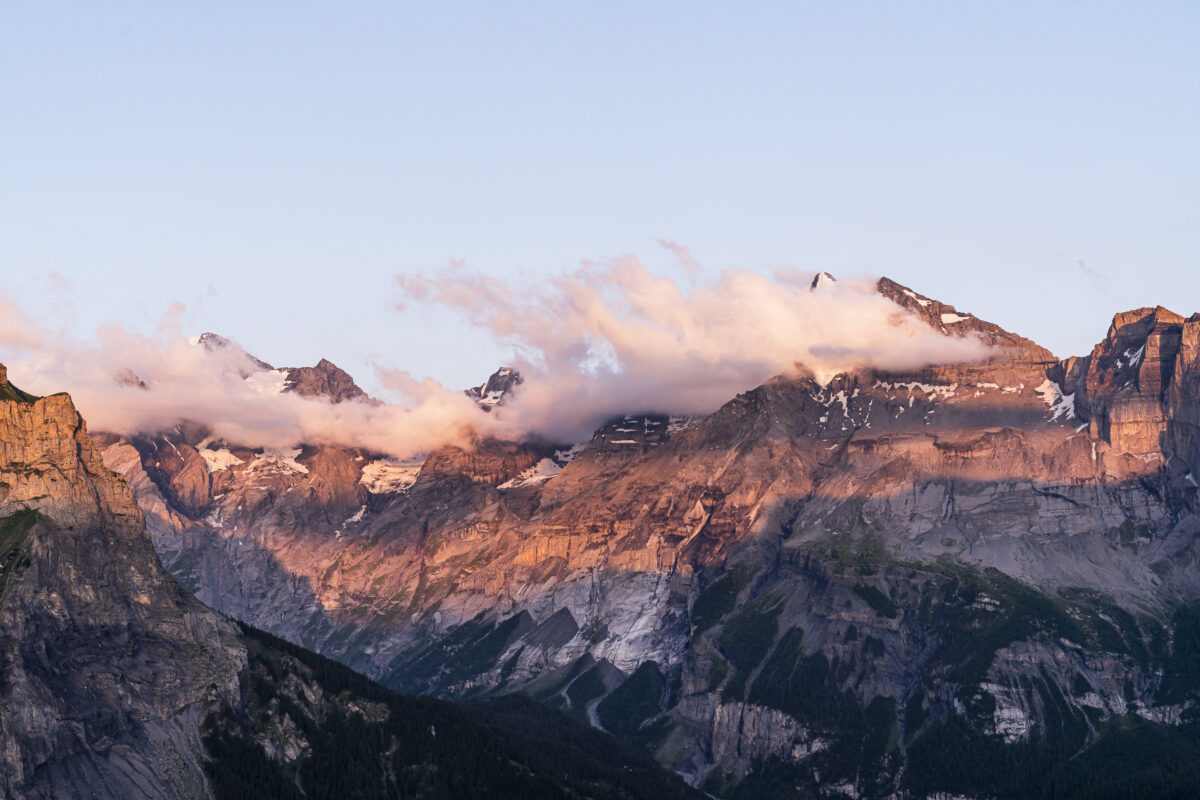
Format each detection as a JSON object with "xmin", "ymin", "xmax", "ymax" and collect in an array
[{"xmin": 3, "ymin": 2, "xmax": 1198, "ymax": 394}]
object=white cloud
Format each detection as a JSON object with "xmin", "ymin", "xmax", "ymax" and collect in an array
[
  {"xmin": 395, "ymin": 256, "xmax": 992, "ymax": 442},
  {"xmin": 6, "ymin": 318, "xmax": 500, "ymax": 459}
]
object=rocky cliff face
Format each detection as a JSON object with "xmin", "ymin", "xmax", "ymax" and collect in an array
[
  {"xmin": 0, "ymin": 371, "xmax": 245, "ymax": 799},
  {"xmin": 1059, "ymin": 306, "xmax": 1200, "ymax": 466},
  {"xmin": 93, "ymin": 280, "xmax": 1200, "ymax": 798}
]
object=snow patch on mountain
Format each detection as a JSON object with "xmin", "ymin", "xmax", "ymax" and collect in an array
[
  {"xmin": 498, "ymin": 458, "xmax": 562, "ymax": 489},
  {"xmin": 199, "ymin": 447, "xmax": 244, "ymax": 473},
  {"xmin": 667, "ymin": 415, "xmax": 701, "ymax": 434},
  {"xmin": 248, "ymin": 447, "xmax": 309, "ymax": 475},
  {"xmin": 245, "ymin": 368, "xmax": 289, "ymax": 396},
  {"xmin": 902, "ymin": 288, "xmax": 932, "ymax": 307},
  {"xmin": 873, "ymin": 380, "xmax": 958, "ymax": 401},
  {"xmin": 553, "ymin": 442, "xmax": 588, "ymax": 464},
  {"xmin": 360, "ymin": 458, "xmax": 422, "ymax": 494},
  {"xmin": 1124, "ymin": 345, "xmax": 1146, "ymax": 367},
  {"xmin": 1035, "ymin": 379, "xmax": 1076, "ymax": 422}
]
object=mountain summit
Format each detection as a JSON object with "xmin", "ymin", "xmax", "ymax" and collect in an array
[
  {"xmin": 283, "ymin": 357, "xmax": 368, "ymax": 403},
  {"xmin": 466, "ymin": 366, "xmax": 522, "ymax": 409}
]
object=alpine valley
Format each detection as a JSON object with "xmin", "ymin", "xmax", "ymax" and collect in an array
[{"xmin": 7, "ymin": 276, "xmax": 1200, "ymax": 799}]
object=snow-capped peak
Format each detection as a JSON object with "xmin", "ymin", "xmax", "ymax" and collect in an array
[{"xmin": 810, "ymin": 271, "xmax": 836, "ymax": 290}]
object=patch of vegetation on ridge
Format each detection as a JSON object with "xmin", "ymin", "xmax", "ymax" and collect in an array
[
  {"xmin": 717, "ymin": 592, "xmax": 782, "ymax": 701},
  {"xmin": 691, "ymin": 563, "xmax": 755, "ymax": 633},
  {"xmin": 527, "ymin": 654, "xmax": 596, "ymax": 709},
  {"xmin": 904, "ymin": 712, "xmax": 1200, "ymax": 800},
  {"xmin": 0, "ymin": 380, "xmax": 40, "ymax": 405},
  {"xmin": 743, "ymin": 626, "xmax": 902, "ymax": 791},
  {"xmin": 596, "ymin": 661, "xmax": 666, "ymax": 740},
  {"xmin": 905, "ymin": 559, "xmax": 1085, "ymax": 690},
  {"xmin": 1057, "ymin": 586, "xmax": 1158, "ymax": 667},
  {"xmin": 205, "ymin": 623, "xmax": 703, "ymax": 800},
  {"xmin": 386, "ymin": 611, "xmax": 531, "ymax": 693},
  {"xmin": 0, "ymin": 509, "xmax": 37, "ymax": 604},
  {"xmin": 564, "ymin": 664, "xmax": 607, "ymax": 721},
  {"xmin": 790, "ymin": 518, "xmax": 890, "ymax": 576},
  {"xmin": 852, "ymin": 582, "xmax": 898, "ymax": 618},
  {"xmin": 748, "ymin": 627, "xmax": 862, "ymax": 733}
]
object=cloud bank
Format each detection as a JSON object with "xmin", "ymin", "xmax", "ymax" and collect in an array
[
  {"xmin": 2, "ymin": 257, "xmax": 991, "ymax": 457},
  {"xmin": 2, "ymin": 316, "xmax": 498, "ymax": 458},
  {"xmin": 395, "ymin": 258, "xmax": 992, "ymax": 442}
]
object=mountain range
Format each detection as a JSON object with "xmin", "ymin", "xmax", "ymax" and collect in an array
[{"xmin": 6, "ymin": 276, "xmax": 1200, "ymax": 798}]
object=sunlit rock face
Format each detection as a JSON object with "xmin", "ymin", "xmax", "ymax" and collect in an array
[
  {"xmin": 97, "ymin": 281, "xmax": 1200, "ymax": 797},
  {"xmin": 0, "ymin": 373, "xmax": 246, "ymax": 798}
]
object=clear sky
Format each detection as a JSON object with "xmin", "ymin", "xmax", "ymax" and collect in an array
[{"xmin": 2, "ymin": 2, "xmax": 1198, "ymax": 395}]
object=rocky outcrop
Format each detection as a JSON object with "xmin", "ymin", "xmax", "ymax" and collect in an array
[
  {"xmin": 283, "ymin": 358, "xmax": 368, "ymax": 403},
  {"xmin": 1060, "ymin": 307, "xmax": 1200, "ymax": 473}
]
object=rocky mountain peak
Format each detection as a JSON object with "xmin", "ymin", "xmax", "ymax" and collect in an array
[
  {"xmin": 283, "ymin": 357, "xmax": 368, "ymax": 403},
  {"xmin": 196, "ymin": 333, "xmax": 369, "ymax": 403},
  {"xmin": 114, "ymin": 366, "xmax": 148, "ymax": 389},
  {"xmin": 876, "ymin": 276, "xmax": 1056, "ymax": 364},
  {"xmin": 1097, "ymin": 306, "xmax": 1187, "ymax": 387},
  {"xmin": 809, "ymin": 271, "xmax": 836, "ymax": 290},
  {"xmin": 195, "ymin": 330, "xmax": 275, "ymax": 374},
  {"xmin": 466, "ymin": 366, "xmax": 522, "ymax": 409}
]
